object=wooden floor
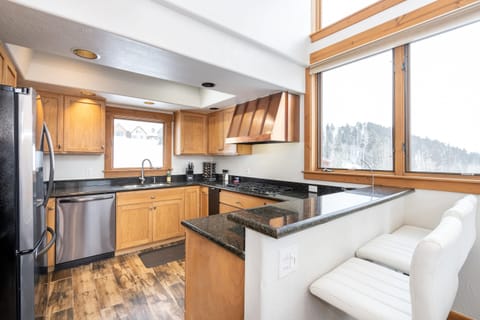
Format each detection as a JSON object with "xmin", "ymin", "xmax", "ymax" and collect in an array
[{"xmin": 35, "ymin": 250, "xmax": 185, "ymax": 320}]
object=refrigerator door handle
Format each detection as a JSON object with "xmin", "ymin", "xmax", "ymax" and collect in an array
[
  {"xmin": 34, "ymin": 227, "xmax": 56, "ymax": 259},
  {"xmin": 41, "ymin": 122, "xmax": 55, "ymax": 207}
]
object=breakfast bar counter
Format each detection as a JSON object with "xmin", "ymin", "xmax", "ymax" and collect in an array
[{"xmin": 181, "ymin": 186, "xmax": 413, "ymax": 259}]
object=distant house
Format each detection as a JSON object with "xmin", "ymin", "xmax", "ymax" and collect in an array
[
  {"xmin": 114, "ymin": 123, "xmax": 127, "ymax": 137},
  {"xmin": 131, "ymin": 126, "xmax": 148, "ymax": 139}
]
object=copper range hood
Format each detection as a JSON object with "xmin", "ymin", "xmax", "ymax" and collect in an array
[{"xmin": 225, "ymin": 92, "xmax": 299, "ymax": 144}]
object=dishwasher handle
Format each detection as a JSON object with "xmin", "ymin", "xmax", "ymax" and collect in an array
[{"xmin": 59, "ymin": 194, "xmax": 115, "ymax": 203}]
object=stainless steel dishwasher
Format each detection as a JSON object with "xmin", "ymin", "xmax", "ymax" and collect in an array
[{"xmin": 56, "ymin": 193, "xmax": 115, "ymax": 267}]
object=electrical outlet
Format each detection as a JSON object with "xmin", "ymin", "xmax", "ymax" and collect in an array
[
  {"xmin": 308, "ymin": 185, "xmax": 318, "ymax": 193},
  {"xmin": 278, "ymin": 245, "xmax": 298, "ymax": 278}
]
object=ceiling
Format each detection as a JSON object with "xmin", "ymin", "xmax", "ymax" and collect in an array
[{"xmin": 0, "ymin": 0, "xmax": 309, "ymax": 112}]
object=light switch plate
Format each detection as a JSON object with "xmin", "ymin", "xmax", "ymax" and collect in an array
[
  {"xmin": 308, "ymin": 185, "xmax": 318, "ymax": 193},
  {"xmin": 278, "ymin": 245, "xmax": 298, "ymax": 278}
]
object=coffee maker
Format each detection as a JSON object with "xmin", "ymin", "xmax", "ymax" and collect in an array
[{"xmin": 186, "ymin": 161, "xmax": 194, "ymax": 182}]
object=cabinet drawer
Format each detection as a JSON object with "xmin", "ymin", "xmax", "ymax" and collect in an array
[
  {"xmin": 219, "ymin": 190, "xmax": 278, "ymax": 210},
  {"xmin": 117, "ymin": 187, "xmax": 185, "ymax": 205},
  {"xmin": 219, "ymin": 203, "xmax": 240, "ymax": 214}
]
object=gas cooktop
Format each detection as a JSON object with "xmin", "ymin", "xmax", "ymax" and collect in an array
[{"xmin": 229, "ymin": 182, "xmax": 293, "ymax": 196}]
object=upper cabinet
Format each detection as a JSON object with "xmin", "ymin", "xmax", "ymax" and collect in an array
[
  {"xmin": 0, "ymin": 42, "xmax": 17, "ymax": 87},
  {"xmin": 174, "ymin": 111, "xmax": 208, "ymax": 155},
  {"xmin": 63, "ymin": 96, "xmax": 105, "ymax": 153},
  {"xmin": 208, "ymin": 107, "xmax": 251, "ymax": 156},
  {"xmin": 39, "ymin": 92, "xmax": 64, "ymax": 153},
  {"xmin": 39, "ymin": 91, "xmax": 105, "ymax": 154}
]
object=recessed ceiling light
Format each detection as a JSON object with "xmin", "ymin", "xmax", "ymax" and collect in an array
[
  {"xmin": 72, "ymin": 48, "xmax": 100, "ymax": 60},
  {"xmin": 144, "ymin": 101, "xmax": 155, "ymax": 105},
  {"xmin": 80, "ymin": 90, "xmax": 96, "ymax": 97},
  {"xmin": 201, "ymin": 82, "xmax": 215, "ymax": 88}
]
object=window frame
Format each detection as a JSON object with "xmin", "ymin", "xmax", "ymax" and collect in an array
[
  {"xmin": 311, "ymin": 0, "xmax": 405, "ymax": 41},
  {"xmin": 306, "ymin": 21, "xmax": 480, "ymax": 193},
  {"xmin": 104, "ymin": 107, "xmax": 172, "ymax": 178}
]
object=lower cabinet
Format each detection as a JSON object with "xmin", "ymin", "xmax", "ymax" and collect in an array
[
  {"xmin": 46, "ymin": 198, "xmax": 56, "ymax": 269},
  {"xmin": 116, "ymin": 187, "xmax": 185, "ymax": 251},
  {"xmin": 219, "ymin": 190, "xmax": 279, "ymax": 214},
  {"xmin": 200, "ymin": 186, "xmax": 209, "ymax": 217},
  {"xmin": 116, "ymin": 202, "xmax": 152, "ymax": 250},
  {"xmin": 152, "ymin": 196, "xmax": 185, "ymax": 241},
  {"xmin": 184, "ymin": 186, "xmax": 200, "ymax": 220}
]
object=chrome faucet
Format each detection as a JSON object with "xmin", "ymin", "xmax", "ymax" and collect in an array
[
  {"xmin": 139, "ymin": 158, "xmax": 153, "ymax": 184},
  {"xmin": 361, "ymin": 159, "xmax": 375, "ymax": 195}
]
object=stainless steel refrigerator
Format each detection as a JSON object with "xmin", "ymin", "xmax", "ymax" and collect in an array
[{"xmin": 0, "ymin": 85, "xmax": 56, "ymax": 319}]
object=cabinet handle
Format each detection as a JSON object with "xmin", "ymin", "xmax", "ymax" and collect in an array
[
  {"xmin": 150, "ymin": 196, "xmax": 156, "ymax": 199},
  {"xmin": 47, "ymin": 207, "xmax": 54, "ymax": 211},
  {"xmin": 101, "ymin": 145, "xmax": 105, "ymax": 149},
  {"xmin": 153, "ymin": 207, "xmax": 156, "ymax": 210},
  {"xmin": 57, "ymin": 144, "xmax": 61, "ymax": 149}
]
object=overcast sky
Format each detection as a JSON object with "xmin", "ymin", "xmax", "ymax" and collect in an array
[{"xmin": 321, "ymin": 20, "xmax": 480, "ymax": 154}]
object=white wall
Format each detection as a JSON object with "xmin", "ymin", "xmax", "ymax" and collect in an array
[
  {"xmin": 244, "ymin": 196, "xmax": 406, "ymax": 320},
  {"xmin": 46, "ymin": 154, "xmax": 213, "ymax": 181},
  {"xmin": 245, "ymin": 191, "xmax": 480, "ymax": 319}
]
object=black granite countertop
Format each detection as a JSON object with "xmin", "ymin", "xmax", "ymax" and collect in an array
[
  {"xmin": 182, "ymin": 186, "xmax": 413, "ymax": 258},
  {"xmin": 227, "ymin": 186, "xmax": 414, "ymax": 238},
  {"xmin": 51, "ymin": 176, "xmax": 323, "ymax": 201},
  {"xmin": 181, "ymin": 214, "xmax": 245, "ymax": 259}
]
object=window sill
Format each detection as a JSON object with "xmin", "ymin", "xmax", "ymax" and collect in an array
[
  {"xmin": 104, "ymin": 168, "xmax": 168, "ymax": 179},
  {"xmin": 303, "ymin": 170, "xmax": 480, "ymax": 194}
]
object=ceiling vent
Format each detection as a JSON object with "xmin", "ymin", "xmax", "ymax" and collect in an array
[{"xmin": 225, "ymin": 92, "xmax": 299, "ymax": 144}]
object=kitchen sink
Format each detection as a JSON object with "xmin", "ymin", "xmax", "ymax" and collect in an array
[{"xmin": 121, "ymin": 183, "xmax": 167, "ymax": 189}]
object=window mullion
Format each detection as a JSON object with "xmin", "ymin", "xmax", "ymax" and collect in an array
[{"xmin": 393, "ymin": 45, "xmax": 406, "ymax": 176}]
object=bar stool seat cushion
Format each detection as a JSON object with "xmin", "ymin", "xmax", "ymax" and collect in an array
[
  {"xmin": 309, "ymin": 257, "xmax": 411, "ymax": 320},
  {"xmin": 355, "ymin": 225, "xmax": 431, "ymax": 274}
]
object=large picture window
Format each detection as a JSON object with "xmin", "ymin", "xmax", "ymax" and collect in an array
[
  {"xmin": 104, "ymin": 107, "xmax": 172, "ymax": 178},
  {"xmin": 408, "ymin": 21, "xmax": 480, "ymax": 174},
  {"xmin": 308, "ymin": 16, "xmax": 480, "ymax": 192},
  {"xmin": 320, "ymin": 50, "xmax": 394, "ymax": 171}
]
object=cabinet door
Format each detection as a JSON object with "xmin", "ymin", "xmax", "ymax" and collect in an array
[
  {"xmin": 175, "ymin": 111, "xmax": 207, "ymax": 155},
  {"xmin": 116, "ymin": 202, "xmax": 152, "ymax": 250},
  {"xmin": 208, "ymin": 111, "xmax": 223, "ymax": 154},
  {"xmin": 38, "ymin": 92, "xmax": 64, "ymax": 153},
  {"xmin": 184, "ymin": 187, "xmax": 200, "ymax": 221},
  {"xmin": 4, "ymin": 62, "xmax": 16, "ymax": 87},
  {"xmin": 63, "ymin": 96, "xmax": 105, "ymax": 153},
  {"xmin": 152, "ymin": 197, "xmax": 185, "ymax": 241},
  {"xmin": 222, "ymin": 108, "xmax": 238, "ymax": 154},
  {"xmin": 46, "ymin": 198, "xmax": 56, "ymax": 269},
  {"xmin": 200, "ymin": 187, "xmax": 209, "ymax": 217},
  {"xmin": 0, "ymin": 44, "xmax": 17, "ymax": 87}
]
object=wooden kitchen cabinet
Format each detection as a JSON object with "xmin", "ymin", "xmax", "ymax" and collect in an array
[
  {"xmin": 38, "ymin": 92, "xmax": 64, "ymax": 152},
  {"xmin": 152, "ymin": 189, "xmax": 185, "ymax": 241},
  {"xmin": 46, "ymin": 198, "xmax": 56, "ymax": 270},
  {"xmin": 116, "ymin": 188, "xmax": 185, "ymax": 251},
  {"xmin": 174, "ymin": 111, "xmax": 208, "ymax": 155},
  {"xmin": 184, "ymin": 186, "xmax": 200, "ymax": 221},
  {"xmin": 38, "ymin": 92, "xmax": 105, "ymax": 154},
  {"xmin": 185, "ymin": 229, "xmax": 244, "ymax": 320},
  {"xmin": 116, "ymin": 202, "xmax": 152, "ymax": 250},
  {"xmin": 63, "ymin": 96, "xmax": 105, "ymax": 153},
  {"xmin": 200, "ymin": 186, "xmax": 209, "ymax": 217},
  {"xmin": 219, "ymin": 190, "xmax": 278, "ymax": 214},
  {"xmin": 208, "ymin": 107, "xmax": 251, "ymax": 155},
  {"xmin": 0, "ymin": 42, "xmax": 17, "ymax": 87}
]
